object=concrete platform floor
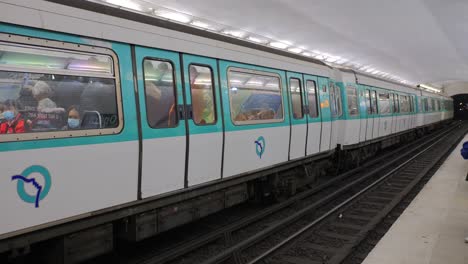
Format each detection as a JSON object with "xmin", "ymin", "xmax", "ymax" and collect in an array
[{"xmin": 362, "ymin": 134, "xmax": 468, "ymax": 264}]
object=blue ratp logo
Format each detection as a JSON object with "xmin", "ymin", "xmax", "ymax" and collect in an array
[
  {"xmin": 255, "ymin": 136, "xmax": 266, "ymax": 159},
  {"xmin": 11, "ymin": 165, "xmax": 52, "ymax": 208}
]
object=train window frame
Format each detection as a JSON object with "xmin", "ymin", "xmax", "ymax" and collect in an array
[
  {"xmin": 0, "ymin": 33, "xmax": 123, "ymax": 143},
  {"xmin": 188, "ymin": 63, "xmax": 217, "ymax": 126},
  {"xmin": 289, "ymin": 77, "xmax": 304, "ymax": 120},
  {"xmin": 227, "ymin": 67, "xmax": 284, "ymax": 126},
  {"xmin": 142, "ymin": 58, "xmax": 179, "ymax": 129},
  {"xmin": 306, "ymin": 80, "xmax": 319, "ymax": 118}
]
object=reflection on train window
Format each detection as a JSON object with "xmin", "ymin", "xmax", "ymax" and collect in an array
[
  {"xmin": 436, "ymin": 100, "xmax": 441, "ymax": 111},
  {"xmin": 365, "ymin": 90, "xmax": 371, "ymax": 115},
  {"xmin": 378, "ymin": 93, "xmax": 391, "ymax": 114},
  {"xmin": 306, "ymin": 80, "xmax": 318, "ymax": 118},
  {"xmin": 346, "ymin": 85, "xmax": 359, "ymax": 116},
  {"xmin": 189, "ymin": 65, "xmax": 216, "ymax": 125},
  {"xmin": 228, "ymin": 69, "xmax": 283, "ymax": 125},
  {"xmin": 289, "ymin": 78, "xmax": 303, "ymax": 119},
  {"xmin": 0, "ymin": 43, "xmax": 119, "ymax": 136},
  {"xmin": 400, "ymin": 95, "xmax": 410, "ymax": 113},
  {"xmin": 143, "ymin": 59, "xmax": 177, "ymax": 128}
]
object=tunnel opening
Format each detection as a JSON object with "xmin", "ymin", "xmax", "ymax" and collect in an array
[{"xmin": 452, "ymin": 94, "xmax": 468, "ymax": 120}]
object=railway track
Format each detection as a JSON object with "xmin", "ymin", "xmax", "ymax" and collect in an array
[
  {"xmin": 242, "ymin": 122, "xmax": 468, "ymax": 264},
  {"xmin": 85, "ymin": 122, "xmax": 465, "ymax": 264}
]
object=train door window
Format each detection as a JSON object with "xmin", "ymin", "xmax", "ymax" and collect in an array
[
  {"xmin": 400, "ymin": 95, "xmax": 407, "ymax": 113},
  {"xmin": 424, "ymin": 98, "xmax": 429, "ymax": 112},
  {"xmin": 378, "ymin": 93, "xmax": 391, "ymax": 114},
  {"xmin": 306, "ymin": 80, "xmax": 318, "ymax": 118},
  {"xmin": 409, "ymin": 96, "xmax": 414, "ymax": 112},
  {"xmin": 394, "ymin": 94, "xmax": 400, "ymax": 113},
  {"xmin": 144, "ymin": 59, "xmax": 177, "ymax": 128},
  {"xmin": 189, "ymin": 64, "xmax": 216, "ymax": 125},
  {"xmin": 0, "ymin": 41, "xmax": 121, "ymax": 141},
  {"xmin": 329, "ymin": 82, "xmax": 336, "ymax": 117},
  {"xmin": 228, "ymin": 68, "xmax": 283, "ymax": 125},
  {"xmin": 335, "ymin": 85, "xmax": 343, "ymax": 117},
  {"xmin": 370, "ymin": 90, "xmax": 378, "ymax": 114},
  {"xmin": 346, "ymin": 85, "xmax": 359, "ymax": 116},
  {"xmin": 436, "ymin": 100, "xmax": 441, "ymax": 111},
  {"xmin": 289, "ymin": 78, "xmax": 303, "ymax": 119},
  {"xmin": 365, "ymin": 89, "xmax": 371, "ymax": 115}
]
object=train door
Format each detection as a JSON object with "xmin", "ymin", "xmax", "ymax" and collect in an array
[
  {"xmin": 390, "ymin": 93, "xmax": 397, "ymax": 133},
  {"xmin": 329, "ymin": 80, "xmax": 341, "ymax": 150},
  {"xmin": 287, "ymin": 72, "xmax": 307, "ymax": 160},
  {"xmin": 304, "ymin": 75, "xmax": 322, "ymax": 155},
  {"xmin": 135, "ymin": 46, "xmax": 187, "ymax": 198},
  {"xmin": 371, "ymin": 89, "xmax": 379, "ymax": 139},
  {"xmin": 358, "ymin": 85, "xmax": 367, "ymax": 143},
  {"xmin": 365, "ymin": 88, "xmax": 373, "ymax": 140},
  {"xmin": 182, "ymin": 54, "xmax": 223, "ymax": 186},
  {"xmin": 318, "ymin": 77, "xmax": 332, "ymax": 152}
]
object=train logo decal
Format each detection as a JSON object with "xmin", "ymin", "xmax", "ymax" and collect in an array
[
  {"xmin": 255, "ymin": 136, "xmax": 266, "ymax": 159},
  {"xmin": 11, "ymin": 165, "xmax": 52, "ymax": 208}
]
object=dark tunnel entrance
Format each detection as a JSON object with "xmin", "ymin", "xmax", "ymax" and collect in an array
[{"xmin": 452, "ymin": 94, "xmax": 468, "ymax": 120}]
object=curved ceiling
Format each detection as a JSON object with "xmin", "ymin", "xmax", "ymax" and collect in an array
[{"xmin": 137, "ymin": 0, "xmax": 468, "ymax": 90}]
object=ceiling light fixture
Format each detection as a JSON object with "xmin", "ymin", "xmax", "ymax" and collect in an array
[
  {"xmin": 248, "ymin": 36, "xmax": 268, "ymax": 44},
  {"xmin": 288, "ymin": 47, "xmax": 303, "ymax": 54},
  {"xmin": 222, "ymin": 30, "xmax": 247, "ymax": 38},
  {"xmin": 269, "ymin": 42, "xmax": 289, "ymax": 49},
  {"xmin": 418, "ymin": 84, "xmax": 441, "ymax": 93},
  {"xmin": 154, "ymin": 10, "xmax": 191, "ymax": 23},
  {"xmin": 104, "ymin": 0, "xmax": 142, "ymax": 11}
]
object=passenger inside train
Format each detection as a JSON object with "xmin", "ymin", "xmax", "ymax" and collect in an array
[{"xmin": 0, "ymin": 73, "xmax": 119, "ymax": 134}]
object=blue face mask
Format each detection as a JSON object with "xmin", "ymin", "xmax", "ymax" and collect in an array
[
  {"xmin": 3, "ymin": 111, "xmax": 15, "ymax": 121},
  {"xmin": 68, "ymin": 118, "xmax": 80, "ymax": 129}
]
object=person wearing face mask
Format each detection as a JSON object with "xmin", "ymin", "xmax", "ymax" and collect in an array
[
  {"xmin": 63, "ymin": 105, "xmax": 81, "ymax": 130},
  {"xmin": 0, "ymin": 100, "xmax": 29, "ymax": 134}
]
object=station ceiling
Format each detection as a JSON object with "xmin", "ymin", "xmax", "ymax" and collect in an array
[{"xmin": 137, "ymin": 0, "xmax": 468, "ymax": 92}]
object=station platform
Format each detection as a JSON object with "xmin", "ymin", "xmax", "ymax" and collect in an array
[{"xmin": 362, "ymin": 134, "xmax": 468, "ymax": 264}]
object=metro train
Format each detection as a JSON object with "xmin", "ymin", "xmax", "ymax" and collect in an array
[{"xmin": 0, "ymin": 0, "xmax": 453, "ymax": 262}]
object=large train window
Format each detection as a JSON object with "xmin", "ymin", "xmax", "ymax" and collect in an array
[
  {"xmin": 346, "ymin": 85, "xmax": 358, "ymax": 116},
  {"xmin": 143, "ymin": 59, "xmax": 177, "ymax": 128},
  {"xmin": 365, "ymin": 90, "xmax": 371, "ymax": 115},
  {"xmin": 306, "ymin": 80, "xmax": 318, "ymax": 118},
  {"xmin": 189, "ymin": 64, "xmax": 216, "ymax": 125},
  {"xmin": 289, "ymin": 78, "xmax": 303, "ymax": 119},
  {"xmin": 228, "ymin": 68, "xmax": 283, "ymax": 125},
  {"xmin": 0, "ymin": 40, "xmax": 121, "ymax": 141},
  {"xmin": 378, "ymin": 93, "xmax": 391, "ymax": 114}
]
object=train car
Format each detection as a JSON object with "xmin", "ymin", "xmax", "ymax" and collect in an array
[{"xmin": 0, "ymin": 0, "xmax": 453, "ymax": 262}]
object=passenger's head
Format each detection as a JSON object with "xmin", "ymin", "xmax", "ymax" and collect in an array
[
  {"xmin": 67, "ymin": 105, "xmax": 80, "ymax": 129},
  {"xmin": 2, "ymin": 99, "xmax": 21, "ymax": 121},
  {"xmin": 32, "ymin": 81, "xmax": 53, "ymax": 101}
]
